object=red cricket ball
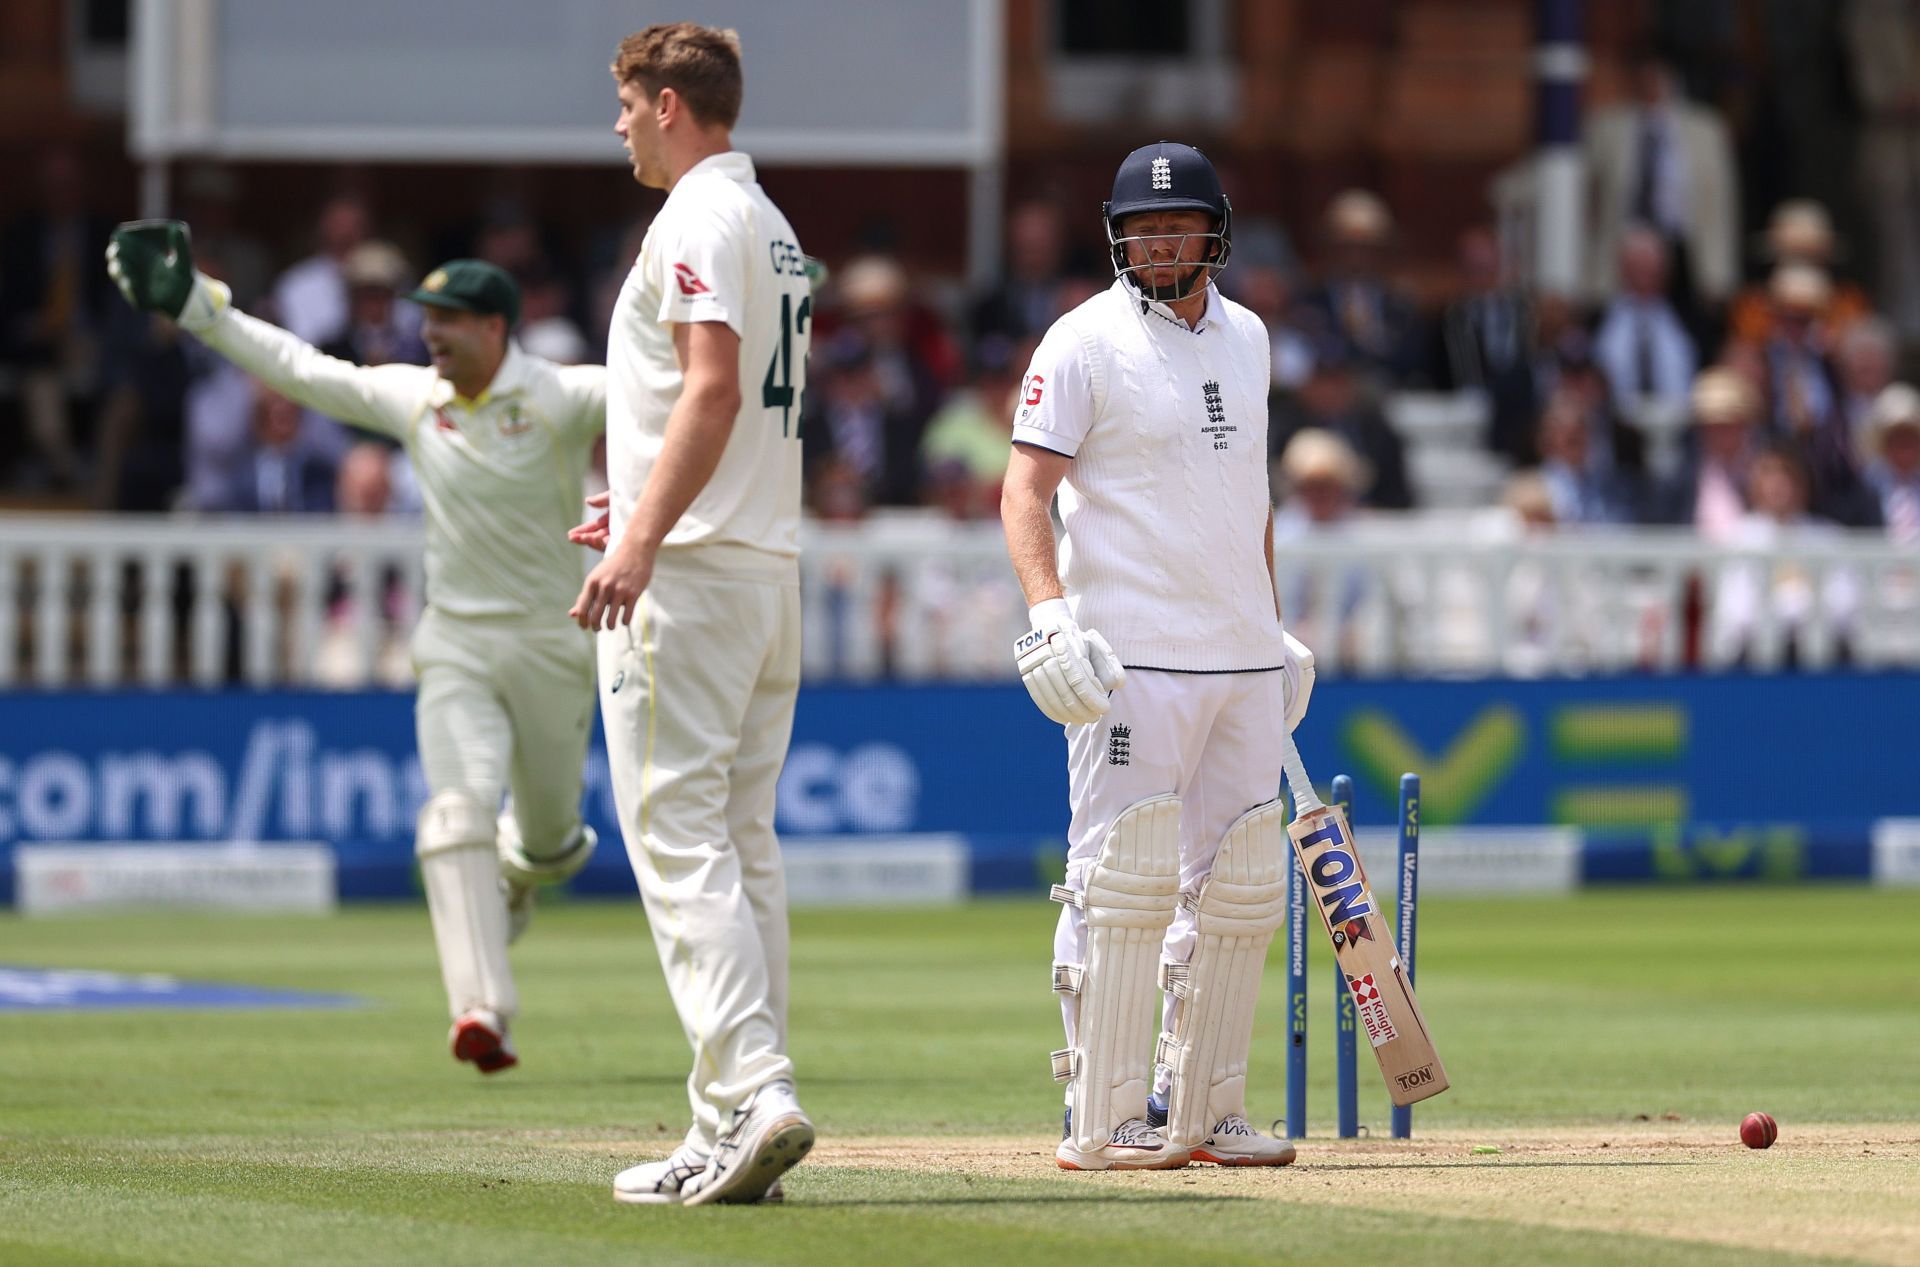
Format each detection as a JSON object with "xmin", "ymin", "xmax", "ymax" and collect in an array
[{"xmin": 1740, "ymin": 1112, "xmax": 1778, "ymax": 1149}]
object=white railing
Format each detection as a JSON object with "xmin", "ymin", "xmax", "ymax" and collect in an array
[{"xmin": 2, "ymin": 512, "xmax": 1916, "ymax": 687}]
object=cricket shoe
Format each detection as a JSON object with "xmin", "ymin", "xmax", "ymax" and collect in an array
[
  {"xmin": 1056, "ymin": 1111, "xmax": 1191, "ymax": 1171},
  {"xmin": 679, "ymin": 1081, "xmax": 814, "ymax": 1207},
  {"xmin": 449, "ymin": 1008, "xmax": 518, "ymax": 1075},
  {"xmin": 612, "ymin": 1146, "xmax": 785, "ymax": 1205},
  {"xmin": 1189, "ymin": 1114, "xmax": 1296, "ymax": 1167}
]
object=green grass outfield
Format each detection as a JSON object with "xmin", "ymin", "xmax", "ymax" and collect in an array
[{"xmin": 2, "ymin": 889, "xmax": 1918, "ymax": 1265}]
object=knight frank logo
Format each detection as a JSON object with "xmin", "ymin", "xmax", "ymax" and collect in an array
[
  {"xmin": 1201, "ymin": 380, "xmax": 1234, "ymax": 450},
  {"xmin": 1107, "ymin": 723, "xmax": 1132, "ymax": 766},
  {"xmin": 1151, "ymin": 156, "xmax": 1172, "ymax": 190}
]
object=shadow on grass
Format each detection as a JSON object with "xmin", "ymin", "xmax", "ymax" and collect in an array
[
  {"xmin": 1315, "ymin": 1160, "xmax": 1706, "ymax": 1171},
  {"xmin": 785, "ymin": 1193, "xmax": 1260, "ymax": 1209}
]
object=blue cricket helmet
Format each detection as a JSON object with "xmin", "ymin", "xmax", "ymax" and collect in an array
[{"xmin": 1103, "ymin": 141, "xmax": 1234, "ymax": 302}]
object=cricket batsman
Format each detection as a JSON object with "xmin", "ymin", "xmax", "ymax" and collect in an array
[
  {"xmin": 106, "ymin": 231, "xmax": 605, "ymax": 1076},
  {"xmin": 1001, "ymin": 142, "xmax": 1315, "ymax": 1170}
]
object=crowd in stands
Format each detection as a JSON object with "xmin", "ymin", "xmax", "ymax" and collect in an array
[{"xmin": 6, "ymin": 38, "xmax": 1920, "ymax": 577}]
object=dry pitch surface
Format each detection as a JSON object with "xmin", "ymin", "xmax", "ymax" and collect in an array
[{"xmin": 807, "ymin": 1125, "xmax": 1920, "ymax": 1266}]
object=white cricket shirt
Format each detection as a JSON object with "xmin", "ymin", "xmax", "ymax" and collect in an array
[
  {"xmin": 199, "ymin": 310, "xmax": 606, "ymax": 618},
  {"xmin": 1011, "ymin": 280, "xmax": 1285, "ymax": 672},
  {"xmin": 605, "ymin": 151, "xmax": 811, "ymax": 573}
]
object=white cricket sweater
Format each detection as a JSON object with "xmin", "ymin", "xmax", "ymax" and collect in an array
[{"xmin": 1011, "ymin": 281, "xmax": 1285, "ymax": 672}]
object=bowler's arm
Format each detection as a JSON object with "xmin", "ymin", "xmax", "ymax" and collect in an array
[{"xmin": 619, "ymin": 321, "xmax": 741, "ymax": 555}]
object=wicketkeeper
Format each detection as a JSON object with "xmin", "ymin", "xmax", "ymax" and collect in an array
[{"xmin": 107, "ymin": 223, "xmax": 606, "ymax": 1075}]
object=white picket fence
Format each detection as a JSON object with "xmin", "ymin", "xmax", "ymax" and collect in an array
[{"xmin": 1, "ymin": 511, "xmax": 1916, "ymax": 687}]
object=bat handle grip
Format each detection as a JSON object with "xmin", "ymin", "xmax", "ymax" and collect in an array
[{"xmin": 1281, "ymin": 728, "xmax": 1323, "ymax": 814}]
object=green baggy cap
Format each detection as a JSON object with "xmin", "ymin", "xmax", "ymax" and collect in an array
[{"xmin": 407, "ymin": 259, "xmax": 520, "ymax": 328}]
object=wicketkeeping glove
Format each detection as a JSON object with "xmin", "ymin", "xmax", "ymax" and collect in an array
[
  {"xmin": 105, "ymin": 219, "xmax": 229, "ymax": 332},
  {"xmin": 1014, "ymin": 598, "xmax": 1126, "ymax": 726}
]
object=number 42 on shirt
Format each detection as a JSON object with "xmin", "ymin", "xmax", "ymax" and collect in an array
[{"xmin": 763, "ymin": 293, "xmax": 811, "ymax": 437}]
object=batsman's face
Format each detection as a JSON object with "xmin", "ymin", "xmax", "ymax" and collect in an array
[
  {"xmin": 615, "ymin": 80, "xmax": 666, "ymax": 189},
  {"xmin": 1119, "ymin": 210, "xmax": 1215, "ymax": 290}
]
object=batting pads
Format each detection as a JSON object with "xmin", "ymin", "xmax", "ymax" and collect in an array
[
  {"xmin": 1051, "ymin": 794, "xmax": 1181, "ymax": 1152},
  {"xmin": 417, "ymin": 790, "xmax": 516, "ymax": 1020},
  {"xmin": 497, "ymin": 813, "xmax": 597, "ymax": 889},
  {"xmin": 1159, "ymin": 799, "xmax": 1288, "ymax": 1148}
]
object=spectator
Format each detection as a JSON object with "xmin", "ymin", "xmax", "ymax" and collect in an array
[
  {"xmin": 216, "ymin": 384, "xmax": 338, "ymax": 514},
  {"xmin": 833, "ymin": 255, "xmax": 958, "ymax": 425},
  {"xmin": 920, "ymin": 334, "xmax": 1021, "ymax": 519},
  {"xmin": 1298, "ymin": 190, "xmax": 1427, "ymax": 387},
  {"xmin": 1843, "ymin": 0, "xmax": 1920, "ymax": 343},
  {"xmin": 1706, "ymin": 446, "xmax": 1860, "ymax": 668},
  {"xmin": 1434, "ymin": 225, "xmax": 1538, "ymax": 464},
  {"xmin": 1269, "ymin": 338, "xmax": 1413, "ymax": 510},
  {"xmin": 517, "ymin": 269, "xmax": 589, "ymax": 365},
  {"xmin": 472, "ymin": 201, "xmax": 547, "ymax": 279},
  {"xmin": 1501, "ymin": 470, "xmax": 1557, "ymax": 534},
  {"xmin": 176, "ymin": 165, "xmax": 274, "ymax": 310},
  {"xmin": 1862, "ymin": 384, "xmax": 1920, "ymax": 544},
  {"xmin": 1727, "ymin": 201, "xmax": 1872, "ymax": 346},
  {"xmin": 1549, "ymin": 336, "xmax": 1642, "ymax": 475},
  {"xmin": 90, "ymin": 305, "xmax": 190, "ymax": 511},
  {"xmin": 1758, "ymin": 264, "xmax": 1843, "ymax": 441},
  {"xmin": 1583, "ymin": 44, "xmax": 1739, "ymax": 323},
  {"xmin": 1271, "ymin": 428, "xmax": 1371, "ymax": 665},
  {"xmin": 1836, "ymin": 317, "xmax": 1901, "ymax": 461},
  {"xmin": 1645, "ymin": 366, "xmax": 1759, "ymax": 539},
  {"xmin": 0, "ymin": 146, "xmax": 113, "ymax": 491},
  {"xmin": 1496, "ymin": 470, "xmax": 1608, "ymax": 677},
  {"xmin": 180, "ymin": 247, "xmax": 261, "ymax": 514},
  {"xmin": 320, "ymin": 241, "xmax": 427, "ymax": 370},
  {"xmin": 801, "ymin": 331, "xmax": 925, "ymax": 509},
  {"xmin": 1592, "ymin": 226, "xmax": 1699, "ymax": 451},
  {"xmin": 1758, "ymin": 264, "xmax": 1878, "ymax": 525},
  {"xmin": 971, "ymin": 200, "xmax": 1074, "ymax": 344},
  {"xmin": 1532, "ymin": 393, "xmax": 1635, "ymax": 526},
  {"xmin": 314, "ymin": 442, "xmax": 413, "ymax": 688},
  {"xmin": 271, "ymin": 194, "xmax": 370, "ymax": 347},
  {"xmin": 1227, "ymin": 261, "xmax": 1316, "ymax": 392}
]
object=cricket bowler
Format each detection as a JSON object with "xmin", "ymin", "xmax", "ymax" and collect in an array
[{"xmin": 571, "ymin": 23, "xmax": 814, "ymax": 1207}]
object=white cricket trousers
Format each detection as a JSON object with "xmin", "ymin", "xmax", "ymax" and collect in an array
[
  {"xmin": 1052, "ymin": 669, "xmax": 1288, "ymax": 1072},
  {"xmin": 413, "ymin": 607, "xmax": 595, "ymax": 1019},
  {"xmin": 598, "ymin": 546, "xmax": 801, "ymax": 1158}
]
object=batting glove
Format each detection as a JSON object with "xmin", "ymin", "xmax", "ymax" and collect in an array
[
  {"xmin": 1015, "ymin": 598, "xmax": 1126, "ymax": 727},
  {"xmin": 1281, "ymin": 630, "xmax": 1315, "ymax": 731}
]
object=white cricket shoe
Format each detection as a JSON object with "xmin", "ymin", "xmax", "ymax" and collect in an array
[
  {"xmin": 1056, "ymin": 1117, "xmax": 1192, "ymax": 1171},
  {"xmin": 1190, "ymin": 1114, "xmax": 1297, "ymax": 1166},
  {"xmin": 448, "ymin": 1008, "xmax": 517, "ymax": 1075},
  {"xmin": 613, "ymin": 1147, "xmax": 787, "ymax": 1206},
  {"xmin": 679, "ymin": 1081, "xmax": 815, "ymax": 1206}
]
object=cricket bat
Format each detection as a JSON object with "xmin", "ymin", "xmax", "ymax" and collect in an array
[{"xmin": 1281, "ymin": 729, "xmax": 1448, "ymax": 1107}]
